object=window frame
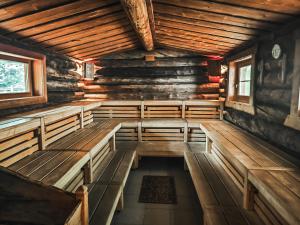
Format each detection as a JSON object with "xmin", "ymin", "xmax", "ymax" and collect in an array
[
  {"xmin": 0, "ymin": 54, "xmax": 33, "ymax": 99},
  {"xmin": 284, "ymin": 31, "xmax": 300, "ymax": 131},
  {"xmin": 226, "ymin": 46, "xmax": 257, "ymax": 115},
  {"xmin": 0, "ymin": 43, "xmax": 47, "ymax": 110},
  {"xmin": 235, "ymin": 58, "xmax": 252, "ymax": 103}
]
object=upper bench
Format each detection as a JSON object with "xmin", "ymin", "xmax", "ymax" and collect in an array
[{"xmin": 92, "ymin": 100, "xmax": 224, "ymax": 120}]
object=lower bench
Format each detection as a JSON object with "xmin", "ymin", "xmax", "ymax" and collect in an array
[
  {"xmin": 88, "ymin": 142, "xmax": 137, "ymax": 225},
  {"xmin": 184, "ymin": 151, "xmax": 264, "ymax": 225}
]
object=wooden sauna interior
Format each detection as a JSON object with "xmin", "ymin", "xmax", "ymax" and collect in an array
[{"xmin": 0, "ymin": 1, "xmax": 300, "ymax": 225}]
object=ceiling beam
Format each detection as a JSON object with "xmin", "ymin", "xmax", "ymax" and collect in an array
[{"xmin": 121, "ymin": 0, "xmax": 154, "ymax": 51}]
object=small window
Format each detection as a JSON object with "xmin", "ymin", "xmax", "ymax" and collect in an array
[
  {"xmin": 226, "ymin": 47, "xmax": 256, "ymax": 115},
  {"xmin": 0, "ymin": 55, "xmax": 32, "ymax": 98},
  {"xmin": 0, "ymin": 43, "xmax": 47, "ymax": 110},
  {"xmin": 236, "ymin": 59, "xmax": 252, "ymax": 103}
]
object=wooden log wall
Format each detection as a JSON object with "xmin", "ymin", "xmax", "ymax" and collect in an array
[
  {"xmin": 85, "ymin": 49, "xmax": 220, "ymax": 100},
  {"xmin": 225, "ymin": 27, "xmax": 300, "ymax": 159},
  {"xmin": 0, "ymin": 38, "xmax": 83, "ymax": 118}
]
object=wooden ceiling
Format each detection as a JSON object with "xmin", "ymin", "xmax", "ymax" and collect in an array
[{"xmin": 0, "ymin": 0, "xmax": 299, "ymax": 60}]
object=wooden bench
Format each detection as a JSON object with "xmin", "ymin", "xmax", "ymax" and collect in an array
[
  {"xmin": 184, "ymin": 151, "xmax": 264, "ymax": 225},
  {"xmin": 115, "ymin": 119, "xmax": 141, "ymax": 141},
  {"xmin": 8, "ymin": 150, "xmax": 90, "ymax": 191},
  {"xmin": 46, "ymin": 120, "xmax": 121, "ymax": 183},
  {"xmin": 1, "ymin": 167, "xmax": 88, "ymax": 225},
  {"xmin": 200, "ymin": 120, "xmax": 300, "ymax": 224},
  {"xmin": 247, "ymin": 169, "xmax": 300, "ymax": 225},
  {"xmin": 88, "ymin": 142, "xmax": 137, "ymax": 225}
]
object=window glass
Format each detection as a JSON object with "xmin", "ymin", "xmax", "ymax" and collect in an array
[
  {"xmin": 238, "ymin": 64, "xmax": 251, "ymax": 96},
  {"xmin": 0, "ymin": 59, "xmax": 29, "ymax": 94}
]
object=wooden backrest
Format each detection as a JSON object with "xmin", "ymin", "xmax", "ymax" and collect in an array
[
  {"xmin": 20, "ymin": 106, "xmax": 82, "ymax": 148},
  {"xmin": 93, "ymin": 100, "xmax": 142, "ymax": 119},
  {"xmin": 92, "ymin": 100, "xmax": 224, "ymax": 120},
  {"xmin": 141, "ymin": 119, "xmax": 187, "ymax": 142},
  {"xmin": 62, "ymin": 101, "xmax": 102, "ymax": 127},
  {"xmin": 184, "ymin": 100, "xmax": 223, "ymax": 119},
  {"xmin": 0, "ymin": 118, "xmax": 41, "ymax": 167},
  {"xmin": 143, "ymin": 100, "xmax": 182, "ymax": 118}
]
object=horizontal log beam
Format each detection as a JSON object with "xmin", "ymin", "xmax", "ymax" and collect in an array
[{"xmin": 121, "ymin": 0, "xmax": 154, "ymax": 51}]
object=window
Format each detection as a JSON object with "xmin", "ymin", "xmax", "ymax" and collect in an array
[
  {"xmin": 226, "ymin": 47, "xmax": 256, "ymax": 114},
  {"xmin": 0, "ymin": 43, "xmax": 47, "ymax": 109},
  {"xmin": 284, "ymin": 35, "xmax": 300, "ymax": 131},
  {"xmin": 0, "ymin": 55, "xmax": 32, "ymax": 97},
  {"xmin": 235, "ymin": 58, "xmax": 252, "ymax": 103}
]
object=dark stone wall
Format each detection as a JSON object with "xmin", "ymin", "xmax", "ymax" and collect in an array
[
  {"xmin": 0, "ymin": 38, "xmax": 83, "ymax": 118},
  {"xmin": 225, "ymin": 28, "xmax": 300, "ymax": 159},
  {"xmin": 88, "ymin": 49, "xmax": 220, "ymax": 100}
]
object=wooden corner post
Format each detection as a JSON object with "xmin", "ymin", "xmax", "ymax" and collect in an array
[{"xmin": 76, "ymin": 185, "xmax": 89, "ymax": 225}]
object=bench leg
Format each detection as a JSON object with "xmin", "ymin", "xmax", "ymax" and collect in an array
[
  {"xmin": 76, "ymin": 185, "xmax": 89, "ymax": 225},
  {"xmin": 132, "ymin": 154, "xmax": 139, "ymax": 169},
  {"xmin": 206, "ymin": 136, "xmax": 212, "ymax": 153},
  {"xmin": 243, "ymin": 176, "xmax": 255, "ymax": 210},
  {"xmin": 83, "ymin": 158, "xmax": 93, "ymax": 184},
  {"xmin": 184, "ymin": 159, "xmax": 189, "ymax": 171},
  {"xmin": 117, "ymin": 191, "xmax": 124, "ymax": 211}
]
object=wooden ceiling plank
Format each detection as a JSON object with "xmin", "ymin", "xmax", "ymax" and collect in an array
[
  {"xmin": 155, "ymin": 12, "xmax": 264, "ymax": 35},
  {"xmin": 48, "ymin": 26, "xmax": 133, "ymax": 50},
  {"xmin": 156, "ymin": 27, "xmax": 243, "ymax": 45},
  {"xmin": 157, "ymin": 35, "xmax": 233, "ymax": 52},
  {"xmin": 153, "ymin": 3, "xmax": 278, "ymax": 30},
  {"xmin": 156, "ymin": 30, "xmax": 236, "ymax": 48},
  {"xmin": 0, "ymin": 0, "xmax": 21, "ymax": 8},
  {"xmin": 157, "ymin": 20, "xmax": 253, "ymax": 41},
  {"xmin": 154, "ymin": 0, "xmax": 293, "ymax": 22},
  {"xmin": 71, "ymin": 40, "xmax": 138, "ymax": 58},
  {"xmin": 157, "ymin": 37, "xmax": 228, "ymax": 54},
  {"xmin": 159, "ymin": 42, "xmax": 224, "ymax": 56},
  {"xmin": 0, "ymin": 0, "xmax": 73, "ymax": 22},
  {"xmin": 10, "ymin": 4, "xmax": 123, "ymax": 39},
  {"xmin": 0, "ymin": 0, "xmax": 119, "ymax": 34},
  {"xmin": 121, "ymin": 0, "xmax": 154, "ymax": 51},
  {"xmin": 209, "ymin": 0, "xmax": 300, "ymax": 15},
  {"xmin": 156, "ymin": 35, "xmax": 233, "ymax": 51},
  {"xmin": 39, "ymin": 20, "xmax": 130, "ymax": 47},
  {"xmin": 89, "ymin": 46, "xmax": 139, "ymax": 60},
  {"xmin": 77, "ymin": 42, "xmax": 138, "ymax": 59},
  {"xmin": 59, "ymin": 32, "xmax": 137, "ymax": 54},
  {"xmin": 25, "ymin": 13, "xmax": 126, "ymax": 43},
  {"xmin": 65, "ymin": 35, "xmax": 137, "ymax": 56}
]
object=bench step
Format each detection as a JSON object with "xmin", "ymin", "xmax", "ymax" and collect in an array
[{"xmin": 185, "ymin": 151, "xmax": 264, "ymax": 225}]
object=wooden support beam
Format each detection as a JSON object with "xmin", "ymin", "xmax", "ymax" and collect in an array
[{"xmin": 121, "ymin": 0, "xmax": 154, "ymax": 51}]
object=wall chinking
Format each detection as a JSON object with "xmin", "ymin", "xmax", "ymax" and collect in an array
[
  {"xmin": 225, "ymin": 27, "xmax": 300, "ymax": 159},
  {"xmin": 86, "ymin": 49, "xmax": 220, "ymax": 100},
  {"xmin": 0, "ymin": 38, "xmax": 83, "ymax": 117}
]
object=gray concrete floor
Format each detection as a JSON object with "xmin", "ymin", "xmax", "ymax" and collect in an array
[{"xmin": 112, "ymin": 155, "xmax": 203, "ymax": 225}]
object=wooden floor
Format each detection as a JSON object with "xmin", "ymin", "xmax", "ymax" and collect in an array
[{"xmin": 111, "ymin": 143, "xmax": 204, "ymax": 225}]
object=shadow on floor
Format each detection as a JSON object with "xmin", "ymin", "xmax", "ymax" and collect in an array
[{"xmin": 112, "ymin": 157, "xmax": 203, "ymax": 225}]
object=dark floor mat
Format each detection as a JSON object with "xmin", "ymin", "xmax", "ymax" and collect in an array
[{"xmin": 138, "ymin": 175, "xmax": 177, "ymax": 204}]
